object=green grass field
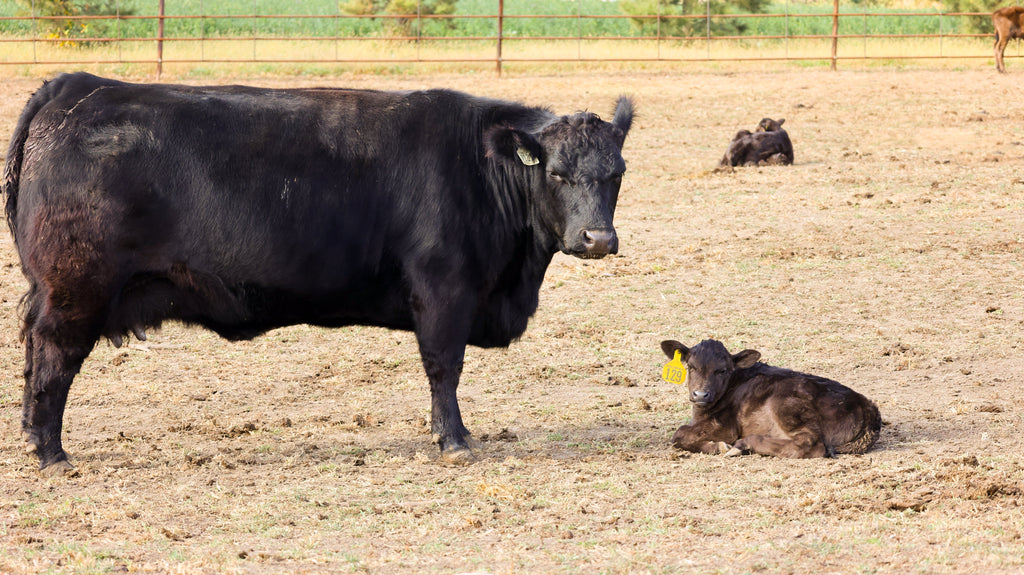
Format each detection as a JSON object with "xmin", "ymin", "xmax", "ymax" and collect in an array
[
  {"xmin": 0, "ymin": 0, "xmax": 1002, "ymax": 76},
  {"xmin": 0, "ymin": 0, "xmax": 990, "ymax": 38}
]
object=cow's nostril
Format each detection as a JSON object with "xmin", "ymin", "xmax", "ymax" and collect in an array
[{"xmin": 581, "ymin": 229, "xmax": 617, "ymax": 254}]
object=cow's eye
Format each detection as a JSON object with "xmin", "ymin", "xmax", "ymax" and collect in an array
[{"xmin": 548, "ymin": 172, "xmax": 564, "ymax": 183}]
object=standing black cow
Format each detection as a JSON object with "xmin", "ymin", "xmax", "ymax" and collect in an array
[{"xmin": 2, "ymin": 72, "xmax": 634, "ymax": 473}]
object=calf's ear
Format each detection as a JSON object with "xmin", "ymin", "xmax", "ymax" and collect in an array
[
  {"xmin": 612, "ymin": 95, "xmax": 635, "ymax": 141},
  {"xmin": 660, "ymin": 340, "xmax": 689, "ymax": 360},
  {"xmin": 484, "ymin": 125, "xmax": 545, "ymax": 167},
  {"xmin": 732, "ymin": 349, "xmax": 761, "ymax": 369}
]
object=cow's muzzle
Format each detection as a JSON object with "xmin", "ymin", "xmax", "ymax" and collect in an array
[
  {"xmin": 690, "ymin": 390, "xmax": 714, "ymax": 405},
  {"xmin": 570, "ymin": 228, "xmax": 618, "ymax": 259}
]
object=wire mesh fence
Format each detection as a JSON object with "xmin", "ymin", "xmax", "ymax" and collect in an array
[{"xmin": 0, "ymin": 0, "xmax": 1012, "ymax": 76}]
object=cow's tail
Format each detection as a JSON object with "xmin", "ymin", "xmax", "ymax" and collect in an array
[
  {"xmin": 836, "ymin": 400, "xmax": 882, "ymax": 455},
  {"xmin": 2, "ymin": 78, "xmax": 63, "ymax": 243}
]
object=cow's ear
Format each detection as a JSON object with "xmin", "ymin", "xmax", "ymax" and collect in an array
[
  {"xmin": 732, "ymin": 349, "xmax": 761, "ymax": 369},
  {"xmin": 776, "ymin": 118, "xmax": 785, "ymax": 127},
  {"xmin": 661, "ymin": 340, "xmax": 689, "ymax": 361},
  {"xmin": 485, "ymin": 125, "xmax": 544, "ymax": 167},
  {"xmin": 612, "ymin": 95, "xmax": 635, "ymax": 140}
]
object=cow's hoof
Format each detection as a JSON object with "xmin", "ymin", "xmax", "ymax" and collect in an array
[
  {"xmin": 440, "ymin": 445, "xmax": 477, "ymax": 466},
  {"xmin": 40, "ymin": 459, "xmax": 77, "ymax": 478},
  {"xmin": 716, "ymin": 441, "xmax": 733, "ymax": 455},
  {"xmin": 723, "ymin": 447, "xmax": 744, "ymax": 457}
]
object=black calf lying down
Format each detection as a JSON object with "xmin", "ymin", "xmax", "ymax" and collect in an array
[
  {"xmin": 661, "ymin": 339, "xmax": 881, "ymax": 458},
  {"xmin": 719, "ymin": 117, "xmax": 794, "ymax": 167}
]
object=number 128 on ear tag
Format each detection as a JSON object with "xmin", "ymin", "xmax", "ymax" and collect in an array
[{"xmin": 662, "ymin": 350, "xmax": 687, "ymax": 385}]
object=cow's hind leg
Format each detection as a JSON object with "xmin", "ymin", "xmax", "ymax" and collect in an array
[
  {"xmin": 995, "ymin": 35, "xmax": 1009, "ymax": 73},
  {"xmin": 731, "ymin": 432, "xmax": 828, "ymax": 458},
  {"xmin": 20, "ymin": 285, "xmax": 101, "ymax": 473}
]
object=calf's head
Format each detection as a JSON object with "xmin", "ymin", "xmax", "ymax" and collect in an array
[
  {"xmin": 660, "ymin": 339, "xmax": 761, "ymax": 406},
  {"xmin": 485, "ymin": 96, "xmax": 634, "ymax": 259},
  {"xmin": 756, "ymin": 118, "xmax": 785, "ymax": 132}
]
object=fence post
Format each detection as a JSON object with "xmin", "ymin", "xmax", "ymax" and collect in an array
[
  {"xmin": 31, "ymin": 0, "xmax": 37, "ymax": 63},
  {"xmin": 830, "ymin": 0, "xmax": 838, "ymax": 70},
  {"xmin": 706, "ymin": 0, "xmax": 711, "ymax": 60},
  {"xmin": 496, "ymin": 0, "xmax": 503, "ymax": 76},
  {"xmin": 157, "ymin": 0, "xmax": 165, "ymax": 79}
]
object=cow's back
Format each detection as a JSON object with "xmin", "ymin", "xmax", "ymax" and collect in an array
[{"xmin": 9, "ymin": 74, "xmax": 545, "ymax": 343}]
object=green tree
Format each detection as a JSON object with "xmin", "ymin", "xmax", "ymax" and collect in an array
[
  {"xmin": 15, "ymin": 0, "xmax": 127, "ymax": 42},
  {"xmin": 340, "ymin": 0, "xmax": 457, "ymax": 37},
  {"xmin": 620, "ymin": 0, "xmax": 770, "ymax": 38},
  {"xmin": 942, "ymin": 0, "xmax": 992, "ymax": 34}
]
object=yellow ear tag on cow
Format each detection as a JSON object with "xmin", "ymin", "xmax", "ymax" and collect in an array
[
  {"xmin": 516, "ymin": 147, "xmax": 539, "ymax": 166},
  {"xmin": 661, "ymin": 350, "xmax": 687, "ymax": 385}
]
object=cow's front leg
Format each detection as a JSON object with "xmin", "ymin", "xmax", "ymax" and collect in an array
[
  {"xmin": 421, "ymin": 346, "xmax": 473, "ymax": 461},
  {"xmin": 411, "ymin": 291, "xmax": 476, "ymax": 464}
]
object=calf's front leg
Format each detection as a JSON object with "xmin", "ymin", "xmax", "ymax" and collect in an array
[{"xmin": 671, "ymin": 422, "xmax": 737, "ymax": 455}]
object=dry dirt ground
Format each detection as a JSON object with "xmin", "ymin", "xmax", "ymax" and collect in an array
[{"xmin": 0, "ymin": 69, "xmax": 1023, "ymax": 574}]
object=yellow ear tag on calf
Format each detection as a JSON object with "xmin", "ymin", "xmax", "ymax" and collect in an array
[
  {"xmin": 661, "ymin": 350, "xmax": 687, "ymax": 385},
  {"xmin": 516, "ymin": 147, "xmax": 540, "ymax": 166}
]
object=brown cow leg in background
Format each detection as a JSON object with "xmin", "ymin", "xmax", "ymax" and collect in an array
[{"xmin": 995, "ymin": 37, "xmax": 1009, "ymax": 73}]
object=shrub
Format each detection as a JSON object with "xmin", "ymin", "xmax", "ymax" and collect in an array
[
  {"xmin": 942, "ymin": 0, "xmax": 990, "ymax": 35},
  {"xmin": 620, "ymin": 0, "xmax": 772, "ymax": 38},
  {"xmin": 14, "ymin": 0, "xmax": 127, "ymax": 42},
  {"xmin": 339, "ymin": 0, "xmax": 457, "ymax": 37}
]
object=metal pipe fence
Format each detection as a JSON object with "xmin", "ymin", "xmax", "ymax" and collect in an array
[{"xmin": 0, "ymin": 1, "xmax": 1008, "ymax": 77}]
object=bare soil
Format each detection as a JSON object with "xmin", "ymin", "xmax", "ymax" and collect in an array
[{"xmin": 1, "ymin": 69, "xmax": 1023, "ymax": 574}]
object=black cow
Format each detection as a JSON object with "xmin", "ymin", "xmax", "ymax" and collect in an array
[
  {"xmin": 719, "ymin": 118, "xmax": 794, "ymax": 167},
  {"xmin": 2, "ymin": 72, "xmax": 634, "ymax": 473}
]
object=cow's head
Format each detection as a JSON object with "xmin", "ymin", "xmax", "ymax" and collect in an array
[
  {"xmin": 485, "ymin": 96, "xmax": 634, "ymax": 259},
  {"xmin": 756, "ymin": 118, "xmax": 785, "ymax": 132},
  {"xmin": 660, "ymin": 339, "xmax": 760, "ymax": 407}
]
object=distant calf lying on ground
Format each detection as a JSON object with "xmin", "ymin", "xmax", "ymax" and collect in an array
[
  {"xmin": 661, "ymin": 339, "xmax": 881, "ymax": 458},
  {"xmin": 719, "ymin": 117, "xmax": 794, "ymax": 167},
  {"xmin": 993, "ymin": 6, "xmax": 1024, "ymax": 73}
]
